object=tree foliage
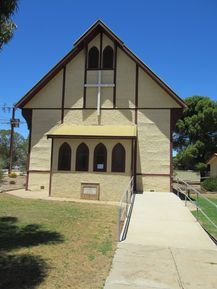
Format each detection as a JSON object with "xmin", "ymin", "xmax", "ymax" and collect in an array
[
  {"xmin": 0, "ymin": 0, "xmax": 18, "ymax": 49},
  {"xmin": 0, "ymin": 129, "xmax": 28, "ymax": 170},
  {"xmin": 174, "ymin": 96, "xmax": 217, "ymax": 172}
]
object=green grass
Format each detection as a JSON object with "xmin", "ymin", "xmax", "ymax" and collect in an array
[
  {"xmin": 192, "ymin": 194, "xmax": 217, "ymax": 239},
  {"xmin": 0, "ymin": 194, "xmax": 117, "ymax": 289}
]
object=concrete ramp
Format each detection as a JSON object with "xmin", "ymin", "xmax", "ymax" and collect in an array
[
  {"xmin": 126, "ymin": 192, "xmax": 215, "ymax": 250},
  {"xmin": 104, "ymin": 192, "xmax": 217, "ymax": 289}
]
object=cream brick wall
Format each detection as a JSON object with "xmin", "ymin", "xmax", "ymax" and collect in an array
[
  {"xmin": 64, "ymin": 109, "xmax": 135, "ymax": 125},
  {"xmin": 102, "ymin": 34, "xmax": 114, "ymax": 50},
  {"xmin": 86, "ymin": 70, "xmax": 114, "ymax": 108},
  {"xmin": 210, "ymin": 159, "xmax": 217, "ymax": 177},
  {"xmin": 137, "ymin": 109, "xmax": 170, "ymax": 175},
  {"xmin": 51, "ymin": 138, "xmax": 132, "ymax": 200},
  {"xmin": 28, "ymin": 172, "xmax": 50, "ymax": 191},
  {"xmin": 51, "ymin": 173, "xmax": 130, "ymax": 201},
  {"xmin": 137, "ymin": 175, "xmax": 170, "ymax": 193},
  {"xmin": 116, "ymin": 48, "xmax": 136, "ymax": 108},
  {"xmin": 30, "ymin": 110, "xmax": 61, "ymax": 170},
  {"xmin": 88, "ymin": 34, "xmax": 100, "ymax": 50},
  {"xmin": 23, "ymin": 31, "xmax": 183, "ymax": 198},
  {"xmin": 138, "ymin": 67, "xmax": 180, "ymax": 108},
  {"xmin": 25, "ymin": 71, "xmax": 63, "ymax": 108},
  {"xmin": 64, "ymin": 51, "xmax": 85, "ymax": 108}
]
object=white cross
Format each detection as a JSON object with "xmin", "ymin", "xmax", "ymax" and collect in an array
[{"xmin": 84, "ymin": 70, "xmax": 115, "ymax": 115}]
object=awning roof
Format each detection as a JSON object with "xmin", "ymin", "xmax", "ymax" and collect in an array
[{"xmin": 47, "ymin": 125, "xmax": 137, "ymax": 139}]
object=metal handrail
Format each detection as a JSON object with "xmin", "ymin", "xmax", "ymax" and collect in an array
[
  {"xmin": 175, "ymin": 177, "xmax": 217, "ymax": 209},
  {"xmin": 173, "ymin": 177, "xmax": 217, "ymax": 231},
  {"xmin": 117, "ymin": 176, "xmax": 134, "ymax": 241}
]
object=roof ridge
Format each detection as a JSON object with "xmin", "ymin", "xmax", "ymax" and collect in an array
[{"xmin": 15, "ymin": 20, "xmax": 186, "ymax": 109}]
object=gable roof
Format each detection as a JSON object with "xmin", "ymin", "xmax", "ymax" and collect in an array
[
  {"xmin": 15, "ymin": 20, "xmax": 186, "ymax": 109},
  {"xmin": 207, "ymin": 153, "xmax": 217, "ymax": 164}
]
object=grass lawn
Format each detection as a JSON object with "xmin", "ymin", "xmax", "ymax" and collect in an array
[
  {"xmin": 191, "ymin": 194, "xmax": 217, "ymax": 239},
  {"xmin": 0, "ymin": 194, "xmax": 117, "ymax": 289}
]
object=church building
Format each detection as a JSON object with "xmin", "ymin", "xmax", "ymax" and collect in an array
[{"xmin": 15, "ymin": 20, "xmax": 186, "ymax": 201}]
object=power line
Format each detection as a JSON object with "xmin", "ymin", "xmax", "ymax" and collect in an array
[{"xmin": 0, "ymin": 122, "xmax": 26, "ymax": 125}]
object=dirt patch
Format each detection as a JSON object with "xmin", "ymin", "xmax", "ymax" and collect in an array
[{"xmin": 0, "ymin": 175, "xmax": 26, "ymax": 192}]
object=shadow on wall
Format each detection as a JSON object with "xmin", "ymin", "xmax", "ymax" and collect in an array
[
  {"xmin": 0, "ymin": 216, "xmax": 64, "ymax": 289},
  {"xmin": 81, "ymin": 107, "xmax": 134, "ymax": 124},
  {"xmin": 30, "ymin": 110, "xmax": 61, "ymax": 148}
]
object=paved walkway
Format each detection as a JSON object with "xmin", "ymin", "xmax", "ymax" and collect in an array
[
  {"xmin": 104, "ymin": 192, "xmax": 217, "ymax": 289},
  {"xmin": 4, "ymin": 189, "xmax": 119, "ymax": 206}
]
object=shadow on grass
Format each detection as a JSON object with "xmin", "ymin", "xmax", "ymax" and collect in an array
[
  {"xmin": 0, "ymin": 254, "xmax": 48, "ymax": 289},
  {"xmin": 0, "ymin": 216, "xmax": 64, "ymax": 251},
  {"xmin": 0, "ymin": 216, "xmax": 64, "ymax": 289},
  {"xmin": 173, "ymin": 188, "xmax": 195, "ymax": 202}
]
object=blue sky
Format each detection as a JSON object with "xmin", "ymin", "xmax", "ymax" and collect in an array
[{"xmin": 0, "ymin": 0, "xmax": 217, "ymax": 138}]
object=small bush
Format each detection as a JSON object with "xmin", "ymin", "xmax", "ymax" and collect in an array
[
  {"xmin": 0, "ymin": 171, "xmax": 3, "ymax": 184},
  {"xmin": 9, "ymin": 172, "xmax": 17, "ymax": 178},
  {"xmin": 202, "ymin": 177, "xmax": 217, "ymax": 192},
  {"xmin": 9, "ymin": 180, "xmax": 16, "ymax": 185}
]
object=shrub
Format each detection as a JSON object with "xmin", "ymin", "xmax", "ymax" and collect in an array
[
  {"xmin": 0, "ymin": 169, "xmax": 3, "ymax": 183},
  {"xmin": 0, "ymin": 159, "xmax": 4, "ymax": 183},
  {"xmin": 9, "ymin": 180, "xmax": 16, "ymax": 185},
  {"xmin": 202, "ymin": 177, "xmax": 217, "ymax": 192},
  {"xmin": 9, "ymin": 172, "xmax": 17, "ymax": 178}
]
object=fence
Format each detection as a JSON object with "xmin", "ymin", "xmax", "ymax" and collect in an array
[
  {"xmin": 117, "ymin": 176, "xmax": 135, "ymax": 242},
  {"xmin": 173, "ymin": 177, "xmax": 217, "ymax": 239}
]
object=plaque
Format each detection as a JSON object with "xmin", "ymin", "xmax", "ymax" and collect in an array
[
  {"xmin": 81, "ymin": 183, "xmax": 100, "ymax": 200},
  {"xmin": 83, "ymin": 187, "xmax": 97, "ymax": 195}
]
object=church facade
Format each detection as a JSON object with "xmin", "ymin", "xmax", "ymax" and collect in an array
[{"xmin": 16, "ymin": 21, "xmax": 186, "ymax": 201}]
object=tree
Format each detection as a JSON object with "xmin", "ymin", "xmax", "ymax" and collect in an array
[
  {"xmin": 0, "ymin": 129, "xmax": 28, "ymax": 171},
  {"xmin": 0, "ymin": 0, "xmax": 18, "ymax": 49},
  {"xmin": 173, "ymin": 96, "xmax": 217, "ymax": 173}
]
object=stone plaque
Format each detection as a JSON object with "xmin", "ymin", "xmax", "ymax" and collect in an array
[
  {"xmin": 81, "ymin": 183, "xmax": 100, "ymax": 200},
  {"xmin": 83, "ymin": 187, "xmax": 97, "ymax": 195}
]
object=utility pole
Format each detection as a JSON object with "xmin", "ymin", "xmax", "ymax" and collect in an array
[
  {"xmin": 8, "ymin": 107, "xmax": 15, "ymax": 174},
  {"xmin": 8, "ymin": 107, "xmax": 20, "ymax": 174}
]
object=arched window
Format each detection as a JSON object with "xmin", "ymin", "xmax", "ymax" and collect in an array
[
  {"xmin": 76, "ymin": 143, "xmax": 89, "ymax": 171},
  {"xmin": 102, "ymin": 46, "xmax": 114, "ymax": 69},
  {"xmin": 94, "ymin": 143, "xmax": 107, "ymax": 172},
  {"xmin": 112, "ymin": 143, "xmax": 126, "ymax": 172},
  {"xmin": 58, "ymin": 143, "xmax": 71, "ymax": 171},
  {"xmin": 88, "ymin": 46, "xmax": 99, "ymax": 69}
]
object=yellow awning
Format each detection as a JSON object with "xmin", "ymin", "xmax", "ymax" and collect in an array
[{"xmin": 47, "ymin": 125, "xmax": 136, "ymax": 139}]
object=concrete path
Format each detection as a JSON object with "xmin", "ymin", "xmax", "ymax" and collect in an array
[
  {"xmin": 4, "ymin": 189, "xmax": 119, "ymax": 206},
  {"xmin": 104, "ymin": 192, "xmax": 217, "ymax": 289}
]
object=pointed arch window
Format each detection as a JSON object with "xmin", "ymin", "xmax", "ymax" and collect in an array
[
  {"xmin": 102, "ymin": 46, "xmax": 114, "ymax": 69},
  {"xmin": 76, "ymin": 143, "xmax": 89, "ymax": 171},
  {"xmin": 58, "ymin": 143, "xmax": 71, "ymax": 171},
  {"xmin": 88, "ymin": 46, "xmax": 99, "ymax": 69},
  {"xmin": 94, "ymin": 143, "xmax": 107, "ymax": 172},
  {"xmin": 112, "ymin": 143, "xmax": 126, "ymax": 172}
]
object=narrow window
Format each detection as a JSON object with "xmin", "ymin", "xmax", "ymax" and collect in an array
[
  {"xmin": 88, "ymin": 46, "xmax": 99, "ymax": 69},
  {"xmin": 58, "ymin": 143, "xmax": 71, "ymax": 171},
  {"xmin": 76, "ymin": 143, "xmax": 89, "ymax": 171},
  {"xmin": 102, "ymin": 46, "xmax": 114, "ymax": 69},
  {"xmin": 94, "ymin": 143, "xmax": 107, "ymax": 172},
  {"xmin": 112, "ymin": 143, "xmax": 126, "ymax": 172}
]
